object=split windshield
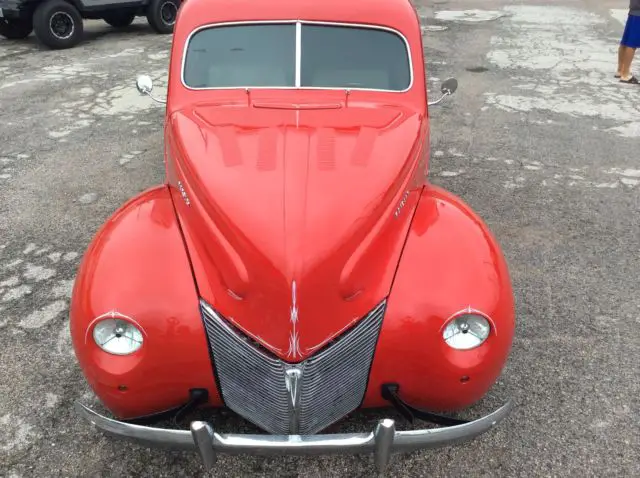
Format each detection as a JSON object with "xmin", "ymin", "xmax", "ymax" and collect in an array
[{"xmin": 182, "ymin": 22, "xmax": 412, "ymax": 91}]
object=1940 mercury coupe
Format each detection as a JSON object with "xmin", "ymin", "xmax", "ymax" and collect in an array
[{"xmin": 71, "ymin": 0, "xmax": 515, "ymax": 471}]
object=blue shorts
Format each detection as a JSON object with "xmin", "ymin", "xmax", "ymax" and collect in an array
[{"xmin": 621, "ymin": 14, "xmax": 640, "ymax": 48}]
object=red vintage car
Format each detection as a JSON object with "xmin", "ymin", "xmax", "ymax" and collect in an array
[{"xmin": 71, "ymin": 0, "xmax": 515, "ymax": 471}]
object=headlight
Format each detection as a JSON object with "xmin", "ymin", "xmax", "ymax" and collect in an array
[
  {"xmin": 443, "ymin": 314, "xmax": 490, "ymax": 350},
  {"xmin": 93, "ymin": 318, "xmax": 143, "ymax": 355}
]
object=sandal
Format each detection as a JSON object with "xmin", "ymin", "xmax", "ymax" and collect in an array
[
  {"xmin": 620, "ymin": 75, "xmax": 639, "ymax": 84},
  {"xmin": 614, "ymin": 74, "xmax": 621, "ymax": 78}
]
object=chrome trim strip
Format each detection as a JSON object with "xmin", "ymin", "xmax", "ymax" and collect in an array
[
  {"xmin": 75, "ymin": 399, "xmax": 513, "ymax": 471},
  {"xmin": 295, "ymin": 21, "xmax": 302, "ymax": 88},
  {"xmin": 180, "ymin": 20, "xmax": 414, "ymax": 93}
]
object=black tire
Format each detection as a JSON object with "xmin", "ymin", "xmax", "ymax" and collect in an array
[
  {"xmin": 0, "ymin": 18, "xmax": 33, "ymax": 40},
  {"xmin": 103, "ymin": 12, "xmax": 136, "ymax": 28},
  {"xmin": 146, "ymin": 0, "xmax": 179, "ymax": 34},
  {"xmin": 33, "ymin": 0, "xmax": 83, "ymax": 50}
]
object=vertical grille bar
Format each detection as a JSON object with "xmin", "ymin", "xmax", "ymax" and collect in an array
[{"xmin": 201, "ymin": 300, "xmax": 385, "ymax": 435}]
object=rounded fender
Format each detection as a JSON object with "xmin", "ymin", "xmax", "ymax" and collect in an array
[
  {"xmin": 70, "ymin": 185, "xmax": 221, "ymax": 419},
  {"xmin": 364, "ymin": 184, "xmax": 515, "ymax": 411}
]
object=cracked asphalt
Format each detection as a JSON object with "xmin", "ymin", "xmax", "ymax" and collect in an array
[{"xmin": 1, "ymin": 0, "xmax": 638, "ymax": 476}]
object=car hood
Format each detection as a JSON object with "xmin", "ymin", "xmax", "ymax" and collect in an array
[{"xmin": 167, "ymin": 100, "xmax": 424, "ymax": 361}]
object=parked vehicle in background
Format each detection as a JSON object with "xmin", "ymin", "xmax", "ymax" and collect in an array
[{"xmin": 0, "ymin": 0, "xmax": 182, "ymax": 49}]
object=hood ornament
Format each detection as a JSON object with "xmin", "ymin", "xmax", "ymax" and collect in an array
[{"xmin": 284, "ymin": 366, "xmax": 303, "ymax": 433}]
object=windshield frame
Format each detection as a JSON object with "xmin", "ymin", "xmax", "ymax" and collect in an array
[{"xmin": 180, "ymin": 20, "xmax": 414, "ymax": 93}]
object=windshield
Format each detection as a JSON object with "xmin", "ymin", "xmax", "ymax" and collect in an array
[
  {"xmin": 183, "ymin": 23, "xmax": 296, "ymax": 88},
  {"xmin": 182, "ymin": 22, "xmax": 412, "ymax": 91}
]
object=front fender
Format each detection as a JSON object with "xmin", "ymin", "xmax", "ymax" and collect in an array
[
  {"xmin": 70, "ymin": 185, "xmax": 221, "ymax": 419},
  {"xmin": 364, "ymin": 184, "xmax": 515, "ymax": 411}
]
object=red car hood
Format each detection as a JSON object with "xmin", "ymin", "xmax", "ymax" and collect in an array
[{"xmin": 168, "ymin": 100, "xmax": 424, "ymax": 362}]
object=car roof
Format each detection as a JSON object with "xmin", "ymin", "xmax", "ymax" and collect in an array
[{"xmin": 176, "ymin": 0, "xmax": 420, "ymax": 35}]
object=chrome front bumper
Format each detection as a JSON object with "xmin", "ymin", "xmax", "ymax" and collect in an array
[{"xmin": 75, "ymin": 399, "xmax": 513, "ymax": 471}]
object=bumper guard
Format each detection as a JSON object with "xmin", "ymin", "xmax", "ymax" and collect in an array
[{"xmin": 75, "ymin": 399, "xmax": 513, "ymax": 471}]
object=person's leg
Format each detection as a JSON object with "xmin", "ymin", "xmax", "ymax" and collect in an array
[
  {"xmin": 619, "ymin": 14, "xmax": 640, "ymax": 82},
  {"xmin": 616, "ymin": 15, "xmax": 631, "ymax": 78},
  {"xmin": 620, "ymin": 46, "xmax": 637, "ymax": 80},
  {"xmin": 617, "ymin": 44, "xmax": 625, "ymax": 77}
]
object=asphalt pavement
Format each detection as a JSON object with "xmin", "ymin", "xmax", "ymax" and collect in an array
[{"xmin": 1, "ymin": 0, "xmax": 638, "ymax": 476}]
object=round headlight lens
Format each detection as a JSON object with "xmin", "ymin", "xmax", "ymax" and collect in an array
[
  {"xmin": 443, "ymin": 314, "xmax": 490, "ymax": 350},
  {"xmin": 93, "ymin": 318, "xmax": 143, "ymax": 355}
]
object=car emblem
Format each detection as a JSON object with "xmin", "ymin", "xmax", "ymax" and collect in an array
[
  {"xmin": 394, "ymin": 190, "xmax": 410, "ymax": 217},
  {"xmin": 284, "ymin": 366, "xmax": 303, "ymax": 433},
  {"xmin": 177, "ymin": 181, "xmax": 191, "ymax": 206}
]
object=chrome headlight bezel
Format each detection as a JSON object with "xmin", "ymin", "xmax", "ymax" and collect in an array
[
  {"xmin": 442, "ymin": 312, "xmax": 491, "ymax": 350},
  {"xmin": 92, "ymin": 316, "xmax": 144, "ymax": 356}
]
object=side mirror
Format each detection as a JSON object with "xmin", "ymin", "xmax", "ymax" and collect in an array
[
  {"xmin": 135, "ymin": 74, "xmax": 166, "ymax": 104},
  {"xmin": 428, "ymin": 77, "xmax": 458, "ymax": 106},
  {"xmin": 136, "ymin": 75, "xmax": 154, "ymax": 95}
]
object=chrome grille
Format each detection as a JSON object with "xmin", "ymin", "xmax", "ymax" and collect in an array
[
  {"xmin": 201, "ymin": 308, "xmax": 290, "ymax": 434},
  {"xmin": 201, "ymin": 301, "xmax": 385, "ymax": 435}
]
